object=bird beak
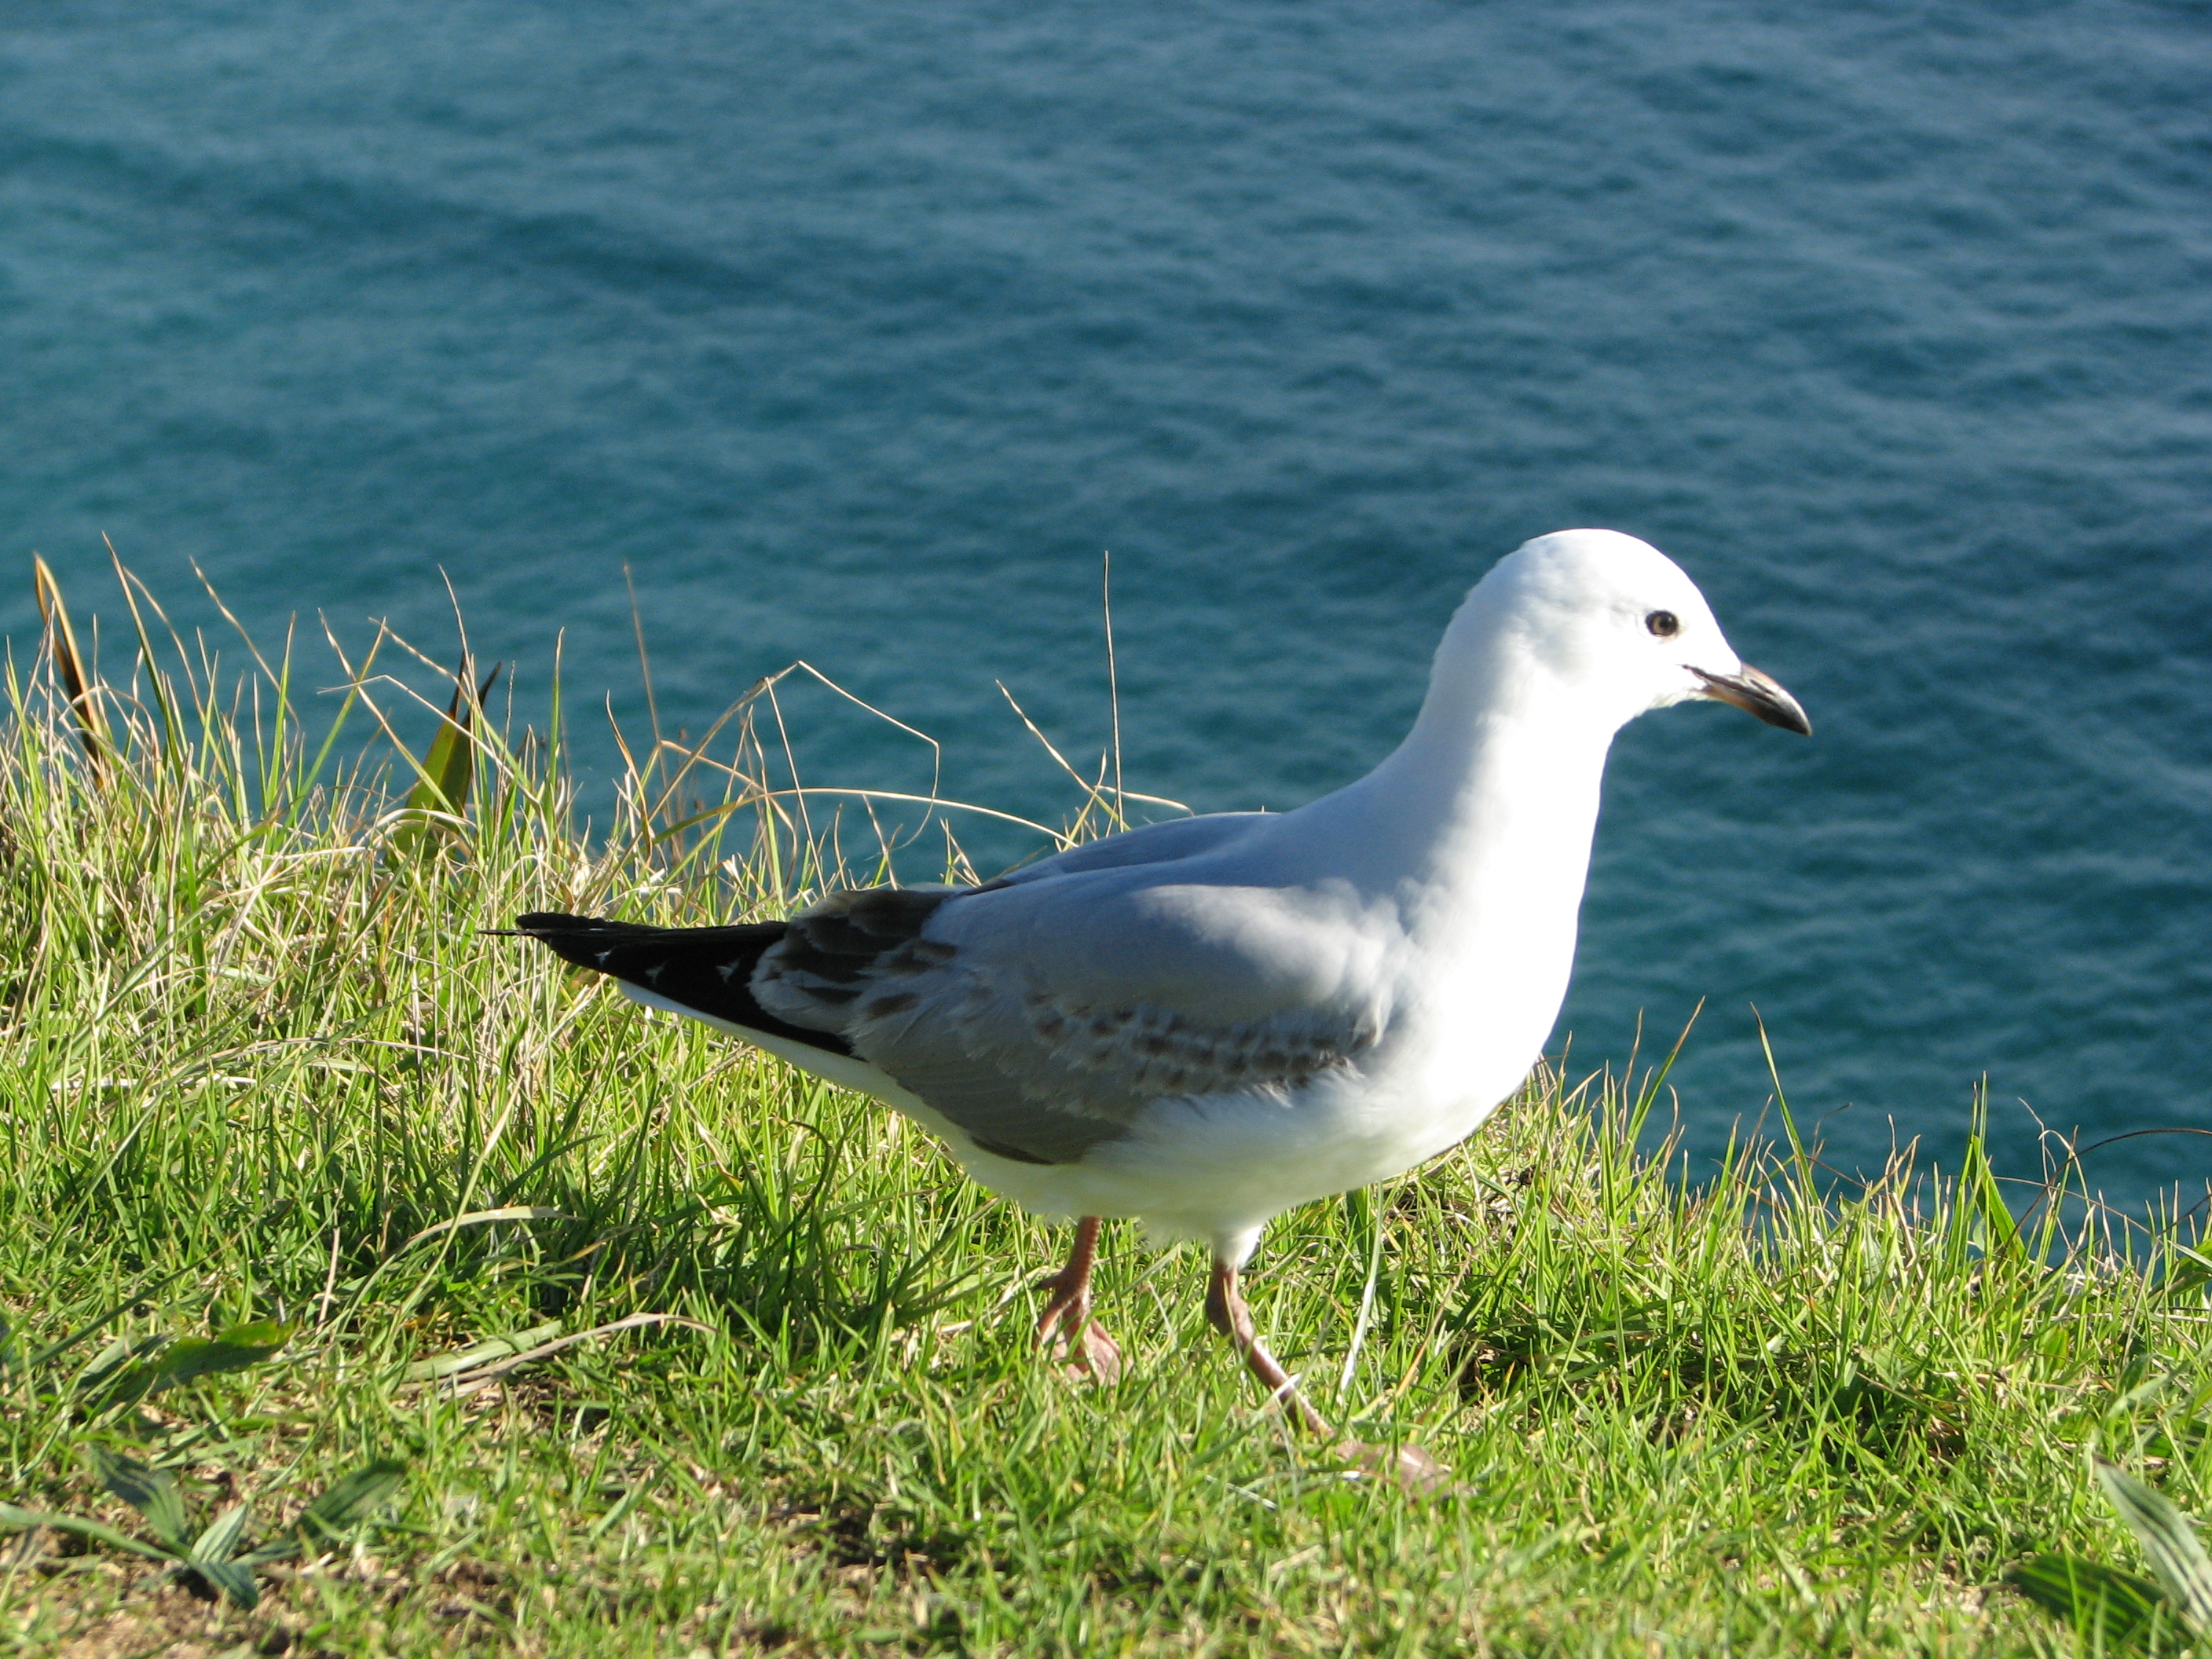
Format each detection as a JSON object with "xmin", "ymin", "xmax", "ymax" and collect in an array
[{"xmin": 1688, "ymin": 664, "xmax": 1812, "ymax": 736}]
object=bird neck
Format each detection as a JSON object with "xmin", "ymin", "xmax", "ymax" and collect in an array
[
  {"xmin": 1260, "ymin": 586, "xmax": 1630, "ymax": 936},
  {"xmin": 1381, "ymin": 705, "xmax": 1613, "ymax": 886},
  {"xmin": 1337, "ymin": 606, "xmax": 1625, "ymax": 929},
  {"xmin": 1283, "ymin": 601, "xmax": 1628, "ymax": 973},
  {"xmin": 1291, "ymin": 615, "xmax": 1626, "ymax": 1080}
]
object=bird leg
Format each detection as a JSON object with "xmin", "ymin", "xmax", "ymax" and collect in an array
[
  {"xmin": 1205, "ymin": 1257, "xmax": 1333, "ymax": 1435},
  {"xmin": 1035, "ymin": 1215, "xmax": 1123, "ymax": 1383},
  {"xmin": 1206, "ymin": 1257, "xmax": 1450, "ymax": 1495}
]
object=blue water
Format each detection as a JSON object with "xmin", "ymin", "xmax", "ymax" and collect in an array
[{"xmin": 5, "ymin": 3, "xmax": 2209, "ymax": 1206}]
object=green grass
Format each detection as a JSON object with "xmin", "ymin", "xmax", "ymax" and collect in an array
[{"xmin": 2, "ymin": 578, "xmax": 2209, "ymax": 1657}]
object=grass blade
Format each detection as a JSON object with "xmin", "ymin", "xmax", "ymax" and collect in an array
[
  {"xmin": 91, "ymin": 1449, "xmax": 190, "ymax": 1553},
  {"xmin": 189, "ymin": 1503, "xmax": 251, "ymax": 1564},
  {"xmin": 295, "ymin": 1459, "xmax": 408, "ymax": 1543},
  {"xmin": 2007, "ymin": 1553, "xmax": 2167, "ymax": 1650},
  {"xmin": 2097, "ymin": 1460, "xmax": 2212, "ymax": 1632},
  {"xmin": 394, "ymin": 660, "xmax": 500, "ymax": 851},
  {"xmin": 399, "ymin": 1207, "xmax": 569, "ymax": 1251},
  {"xmin": 402, "ymin": 1320, "xmax": 562, "ymax": 1382},
  {"xmin": 99, "ymin": 1320, "xmax": 291, "ymax": 1403},
  {"xmin": 0, "ymin": 1502, "xmax": 181, "ymax": 1563},
  {"xmin": 185, "ymin": 1555, "xmax": 261, "ymax": 1610},
  {"xmin": 31, "ymin": 554, "xmax": 109, "ymax": 784},
  {"xmin": 440, "ymin": 1313, "xmax": 711, "ymax": 1393}
]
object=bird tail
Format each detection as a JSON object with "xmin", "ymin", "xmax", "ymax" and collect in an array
[{"xmin": 511, "ymin": 912, "xmax": 855, "ymax": 1057}]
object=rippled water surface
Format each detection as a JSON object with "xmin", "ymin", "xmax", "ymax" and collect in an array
[{"xmin": 5, "ymin": 2, "xmax": 2208, "ymax": 1202}]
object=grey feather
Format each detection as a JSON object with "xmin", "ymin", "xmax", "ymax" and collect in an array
[
  {"xmin": 990, "ymin": 811, "xmax": 1269, "ymax": 886},
  {"xmin": 750, "ymin": 841, "xmax": 1401, "ymax": 1165}
]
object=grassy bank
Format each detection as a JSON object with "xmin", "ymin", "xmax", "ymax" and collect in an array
[{"xmin": 0, "ymin": 580, "xmax": 2207, "ymax": 1657}]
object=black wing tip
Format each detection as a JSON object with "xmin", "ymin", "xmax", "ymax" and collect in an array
[
  {"xmin": 509, "ymin": 909, "xmax": 851, "ymax": 1060},
  {"xmin": 511, "ymin": 912, "xmax": 649, "ymax": 972},
  {"xmin": 515, "ymin": 911, "xmax": 604, "ymax": 933}
]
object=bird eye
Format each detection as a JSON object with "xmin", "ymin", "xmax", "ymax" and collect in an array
[{"xmin": 1645, "ymin": 610, "xmax": 1680, "ymax": 639}]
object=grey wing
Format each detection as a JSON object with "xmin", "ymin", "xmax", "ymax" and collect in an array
[
  {"xmin": 753, "ymin": 870, "xmax": 1398, "ymax": 1165},
  {"xmin": 991, "ymin": 810, "xmax": 1269, "ymax": 886}
]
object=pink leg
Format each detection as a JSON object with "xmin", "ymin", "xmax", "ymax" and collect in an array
[
  {"xmin": 1035, "ymin": 1216, "xmax": 1123, "ymax": 1382},
  {"xmin": 1204, "ymin": 1256, "xmax": 1331, "ymax": 1434},
  {"xmin": 1205, "ymin": 1256, "xmax": 1450, "ymax": 1496}
]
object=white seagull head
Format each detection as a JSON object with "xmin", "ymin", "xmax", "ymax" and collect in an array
[{"xmin": 1463, "ymin": 527, "xmax": 1811, "ymax": 738}]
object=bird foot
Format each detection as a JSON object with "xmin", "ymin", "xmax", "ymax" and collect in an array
[
  {"xmin": 1035, "ymin": 1292, "xmax": 1124, "ymax": 1386},
  {"xmin": 1055, "ymin": 1319, "xmax": 1125, "ymax": 1385},
  {"xmin": 1331, "ymin": 1438, "xmax": 1453, "ymax": 1498}
]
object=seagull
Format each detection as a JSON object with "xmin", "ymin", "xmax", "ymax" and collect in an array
[{"xmin": 515, "ymin": 529, "xmax": 1807, "ymax": 1480}]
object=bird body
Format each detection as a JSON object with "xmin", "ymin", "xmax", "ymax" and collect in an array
[{"xmin": 518, "ymin": 529, "xmax": 1808, "ymax": 1467}]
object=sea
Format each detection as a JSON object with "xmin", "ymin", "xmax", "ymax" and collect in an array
[{"xmin": 4, "ymin": 2, "xmax": 2207, "ymax": 1209}]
